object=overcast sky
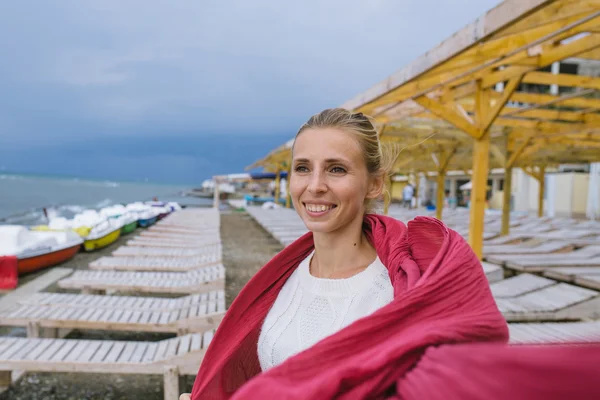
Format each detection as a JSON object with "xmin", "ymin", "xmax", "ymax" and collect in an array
[{"xmin": 0, "ymin": 0, "xmax": 501, "ymax": 184}]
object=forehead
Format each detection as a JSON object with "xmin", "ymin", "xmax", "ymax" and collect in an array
[{"xmin": 293, "ymin": 128, "xmax": 363, "ymax": 161}]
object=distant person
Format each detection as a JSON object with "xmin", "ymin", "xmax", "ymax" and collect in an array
[
  {"xmin": 402, "ymin": 183, "xmax": 414, "ymax": 209},
  {"xmin": 181, "ymin": 108, "xmax": 600, "ymax": 400}
]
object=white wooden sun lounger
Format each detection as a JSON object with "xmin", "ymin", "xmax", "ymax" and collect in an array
[
  {"xmin": 544, "ymin": 267, "xmax": 600, "ymax": 291},
  {"xmin": 504, "ymin": 256, "xmax": 600, "ymax": 273},
  {"xmin": 148, "ymin": 226, "xmax": 213, "ymax": 235},
  {"xmin": 490, "ymin": 274, "xmax": 600, "ymax": 322},
  {"xmin": 129, "ymin": 234, "xmax": 220, "ymax": 244},
  {"xmin": 483, "ymin": 240, "xmax": 574, "ymax": 256},
  {"xmin": 90, "ymin": 254, "xmax": 222, "ymax": 272},
  {"xmin": 482, "ymin": 262, "xmax": 503, "ymax": 283},
  {"xmin": 113, "ymin": 246, "xmax": 220, "ymax": 258},
  {"xmin": 484, "ymin": 234, "xmax": 533, "ymax": 246},
  {"xmin": 57, "ymin": 265, "xmax": 225, "ymax": 295},
  {"xmin": 487, "ymin": 246, "xmax": 600, "ymax": 269},
  {"xmin": 14, "ymin": 290, "xmax": 224, "ymax": 311},
  {"xmin": 508, "ymin": 322, "xmax": 600, "ymax": 344},
  {"xmin": 0, "ymin": 330, "xmax": 214, "ymax": 400},
  {"xmin": 537, "ymin": 230, "xmax": 600, "ymax": 240},
  {"xmin": 0, "ymin": 290, "xmax": 225, "ymax": 335},
  {"xmin": 139, "ymin": 230, "xmax": 219, "ymax": 239},
  {"xmin": 126, "ymin": 239, "xmax": 221, "ymax": 249}
]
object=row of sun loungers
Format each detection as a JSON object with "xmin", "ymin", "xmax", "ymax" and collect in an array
[
  {"xmin": 0, "ymin": 290, "xmax": 226, "ymax": 335},
  {"xmin": 241, "ymin": 204, "xmax": 600, "ymax": 347},
  {"xmin": 0, "ymin": 201, "xmax": 597, "ymax": 397},
  {"xmin": 57, "ymin": 264, "xmax": 226, "ymax": 294},
  {"xmin": 0, "ymin": 208, "xmax": 224, "ymax": 399},
  {"xmin": 0, "ymin": 330, "xmax": 214, "ymax": 400}
]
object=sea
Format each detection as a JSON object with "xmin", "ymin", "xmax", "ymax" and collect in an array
[{"xmin": 0, "ymin": 172, "xmax": 212, "ymax": 226}]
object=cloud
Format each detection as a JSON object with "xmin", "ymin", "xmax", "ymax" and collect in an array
[{"xmin": 0, "ymin": 0, "xmax": 502, "ymax": 181}]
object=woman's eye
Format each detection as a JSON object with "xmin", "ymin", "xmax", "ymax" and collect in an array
[
  {"xmin": 331, "ymin": 166, "xmax": 346, "ymax": 174},
  {"xmin": 294, "ymin": 166, "xmax": 308, "ymax": 173}
]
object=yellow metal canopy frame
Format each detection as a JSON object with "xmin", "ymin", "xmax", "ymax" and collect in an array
[{"xmin": 248, "ymin": 0, "xmax": 600, "ymax": 259}]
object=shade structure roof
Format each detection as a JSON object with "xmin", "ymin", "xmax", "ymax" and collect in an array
[
  {"xmin": 244, "ymin": 0, "xmax": 600, "ymax": 260},
  {"xmin": 340, "ymin": 0, "xmax": 600, "ymax": 172}
]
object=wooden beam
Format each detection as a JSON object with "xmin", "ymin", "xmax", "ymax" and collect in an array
[
  {"xmin": 510, "ymin": 91, "xmax": 600, "ymax": 110},
  {"xmin": 436, "ymin": 171, "xmax": 446, "ymax": 220},
  {"xmin": 468, "ymin": 130, "xmax": 491, "ymax": 260},
  {"xmin": 495, "ymin": 0, "xmax": 600, "ymax": 38},
  {"xmin": 342, "ymin": 0, "xmax": 552, "ymax": 112},
  {"xmin": 522, "ymin": 71, "xmax": 600, "ymax": 90},
  {"xmin": 507, "ymin": 134, "xmax": 534, "ymax": 168},
  {"xmin": 434, "ymin": 144, "xmax": 459, "ymax": 220},
  {"xmin": 537, "ymin": 165, "xmax": 546, "ymax": 217},
  {"xmin": 501, "ymin": 166, "xmax": 513, "ymax": 235},
  {"xmin": 481, "ymin": 29, "xmax": 600, "ymax": 88},
  {"xmin": 479, "ymin": 75, "xmax": 524, "ymax": 134},
  {"xmin": 414, "ymin": 96, "xmax": 479, "ymax": 138},
  {"xmin": 490, "ymin": 143, "xmax": 507, "ymax": 166}
]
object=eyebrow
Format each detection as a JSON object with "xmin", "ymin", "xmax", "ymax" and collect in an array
[{"xmin": 293, "ymin": 158, "xmax": 349, "ymax": 164}]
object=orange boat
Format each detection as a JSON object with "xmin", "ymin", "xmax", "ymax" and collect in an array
[
  {"xmin": 17, "ymin": 242, "xmax": 82, "ymax": 274},
  {"xmin": 0, "ymin": 226, "xmax": 83, "ymax": 275}
]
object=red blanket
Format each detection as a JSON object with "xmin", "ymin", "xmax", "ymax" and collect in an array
[{"xmin": 190, "ymin": 215, "xmax": 600, "ymax": 399}]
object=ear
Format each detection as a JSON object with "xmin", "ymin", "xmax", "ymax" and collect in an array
[{"xmin": 365, "ymin": 171, "xmax": 385, "ymax": 200}]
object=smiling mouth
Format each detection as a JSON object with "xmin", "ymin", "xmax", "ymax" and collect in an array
[{"xmin": 303, "ymin": 203, "xmax": 337, "ymax": 215}]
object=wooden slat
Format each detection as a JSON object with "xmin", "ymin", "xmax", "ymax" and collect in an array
[
  {"xmin": 76, "ymin": 341, "xmax": 102, "ymax": 362},
  {"xmin": 491, "ymin": 273, "xmax": 556, "ymax": 298},
  {"xmin": 90, "ymin": 341, "xmax": 116, "ymax": 363},
  {"xmin": 49, "ymin": 340, "xmax": 78, "ymax": 362},
  {"xmin": 36, "ymin": 340, "xmax": 67, "ymax": 361},
  {"xmin": 24, "ymin": 339, "xmax": 54, "ymax": 361},
  {"xmin": 64, "ymin": 341, "xmax": 92, "ymax": 362},
  {"xmin": 103, "ymin": 342, "xmax": 126, "ymax": 363}
]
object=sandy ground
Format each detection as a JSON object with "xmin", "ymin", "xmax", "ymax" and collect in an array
[{"xmin": 0, "ymin": 209, "xmax": 282, "ymax": 400}]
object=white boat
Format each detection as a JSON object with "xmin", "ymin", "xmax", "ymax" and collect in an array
[
  {"xmin": 0, "ymin": 225, "xmax": 82, "ymax": 274},
  {"xmin": 126, "ymin": 202, "xmax": 162, "ymax": 227},
  {"xmin": 49, "ymin": 210, "xmax": 123, "ymax": 252},
  {"xmin": 99, "ymin": 205, "xmax": 138, "ymax": 234}
]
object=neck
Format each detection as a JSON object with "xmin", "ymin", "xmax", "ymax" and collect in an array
[{"xmin": 311, "ymin": 214, "xmax": 377, "ymax": 279}]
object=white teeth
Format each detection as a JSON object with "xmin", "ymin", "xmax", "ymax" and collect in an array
[{"xmin": 306, "ymin": 204, "xmax": 333, "ymax": 212}]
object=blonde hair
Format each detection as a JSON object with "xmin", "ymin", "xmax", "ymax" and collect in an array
[{"xmin": 293, "ymin": 108, "xmax": 398, "ymax": 213}]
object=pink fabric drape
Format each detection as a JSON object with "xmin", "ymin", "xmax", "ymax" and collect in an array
[{"xmin": 190, "ymin": 215, "xmax": 600, "ymax": 399}]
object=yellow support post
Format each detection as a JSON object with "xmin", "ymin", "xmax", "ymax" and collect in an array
[
  {"xmin": 468, "ymin": 81, "xmax": 493, "ymax": 259},
  {"xmin": 537, "ymin": 165, "xmax": 546, "ymax": 218},
  {"xmin": 274, "ymin": 168, "xmax": 281, "ymax": 205},
  {"xmin": 468, "ymin": 131, "xmax": 490, "ymax": 259},
  {"xmin": 436, "ymin": 171, "xmax": 445, "ymax": 220},
  {"xmin": 501, "ymin": 167, "xmax": 512, "ymax": 236}
]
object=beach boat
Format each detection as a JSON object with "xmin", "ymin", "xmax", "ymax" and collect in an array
[
  {"xmin": 0, "ymin": 225, "xmax": 83, "ymax": 275},
  {"xmin": 50, "ymin": 211, "xmax": 123, "ymax": 252},
  {"xmin": 99, "ymin": 205, "xmax": 138, "ymax": 235},
  {"xmin": 73, "ymin": 210, "xmax": 123, "ymax": 252},
  {"xmin": 145, "ymin": 201, "xmax": 175, "ymax": 220},
  {"xmin": 126, "ymin": 202, "xmax": 161, "ymax": 228}
]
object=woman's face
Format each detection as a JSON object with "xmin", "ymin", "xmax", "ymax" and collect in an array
[{"xmin": 290, "ymin": 127, "xmax": 381, "ymax": 234}]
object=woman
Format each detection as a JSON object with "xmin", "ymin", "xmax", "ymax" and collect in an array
[{"xmin": 182, "ymin": 109, "xmax": 599, "ymax": 399}]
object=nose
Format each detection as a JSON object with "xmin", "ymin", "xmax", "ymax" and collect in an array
[{"xmin": 307, "ymin": 170, "xmax": 327, "ymax": 194}]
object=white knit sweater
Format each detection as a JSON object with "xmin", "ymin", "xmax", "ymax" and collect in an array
[{"xmin": 258, "ymin": 251, "xmax": 394, "ymax": 371}]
